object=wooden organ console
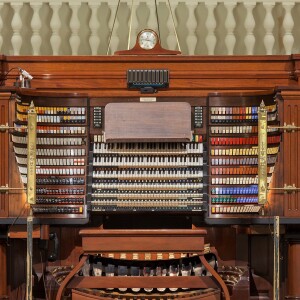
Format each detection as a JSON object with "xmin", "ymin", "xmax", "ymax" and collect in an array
[{"xmin": 1, "ymin": 51, "xmax": 300, "ymax": 300}]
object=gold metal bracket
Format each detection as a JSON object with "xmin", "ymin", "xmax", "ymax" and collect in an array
[
  {"xmin": 0, "ymin": 184, "xmax": 25, "ymax": 193},
  {"xmin": 268, "ymin": 184, "xmax": 300, "ymax": 193},
  {"xmin": 268, "ymin": 122, "xmax": 300, "ymax": 133}
]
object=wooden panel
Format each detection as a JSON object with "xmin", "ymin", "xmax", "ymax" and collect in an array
[
  {"xmin": 283, "ymin": 95, "xmax": 300, "ymax": 217},
  {"xmin": 60, "ymin": 227, "xmax": 82, "ymax": 266},
  {"xmin": 47, "ymin": 227, "xmax": 83, "ymax": 268},
  {"xmin": 68, "ymin": 276, "xmax": 218, "ymax": 289},
  {"xmin": 7, "ymin": 239, "xmax": 27, "ymax": 300},
  {"xmin": 287, "ymin": 242, "xmax": 300, "ymax": 298},
  {"xmin": 104, "ymin": 102, "xmax": 191, "ymax": 142},
  {"xmin": 0, "ymin": 239, "xmax": 7, "ymax": 298},
  {"xmin": 205, "ymin": 227, "xmax": 236, "ymax": 263},
  {"xmin": 80, "ymin": 229, "xmax": 206, "ymax": 253},
  {"xmin": 2, "ymin": 55, "xmax": 295, "ymax": 97},
  {"xmin": 292, "ymin": 54, "xmax": 300, "ymax": 82},
  {"xmin": 250, "ymin": 235, "xmax": 273, "ymax": 283},
  {"xmin": 0, "ymin": 93, "xmax": 9, "ymax": 217},
  {"xmin": 72, "ymin": 288, "xmax": 220, "ymax": 300},
  {"xmin": 7, "ymin": 225, "xmax": 41, "ymax": 239},
  {"xmin": 72, "ymin": 290, "xmax": 104, "ymax": 300}
]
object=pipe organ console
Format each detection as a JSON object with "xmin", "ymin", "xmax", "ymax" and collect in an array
[
  {"xmin": 1, "ymin": 53, "xmax": 300, "ymax": 299},
  {"xmin": 9, "ymin": 91, "xmax": 281, "ymax": 220}
]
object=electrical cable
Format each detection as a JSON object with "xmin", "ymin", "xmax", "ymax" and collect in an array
[
  {"xmin": 6, "ymin": 201, "xmax": 27, "ymax": 246},
  {"xmin": 127, "ymin": 0, "xmax": 134, "ymax": 50},
  {"xmin": 155, "ymin": 0, "xmax": 161, "ymax": 40},
  {"xmin": 0, "ymin": 67, "xmax": 20, "ymax": 86},
  {"xmin": 167, "ymin": 0, "xmax": 181, "ymax": 52},
  {"xmin": 106, "ymin": 0, "xmax": 121, "ymax": 55}
]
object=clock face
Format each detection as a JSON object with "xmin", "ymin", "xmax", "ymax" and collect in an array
[{"xmin": 138, "ymin": 30, "xmax": 158, "ymax": 50}]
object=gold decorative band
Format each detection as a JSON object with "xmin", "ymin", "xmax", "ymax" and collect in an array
[
  {"xmin": 258, "ymin": 100, "xmax": 268, "ymax": 205},
  {"xmin": 27, "ymin": 101, "xmax": 37, "ymax": 205}
]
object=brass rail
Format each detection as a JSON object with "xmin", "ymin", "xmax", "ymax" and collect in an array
[
  {"xmin": 0, "ymin": 185, "xmax": 25, "ymax": 193},
  {"xmin": 0, "ymin": 124, "xmax": 17, "ymax": 132},
  {"xmin": 268, "ymin": 123, "xmax": 300, "ymax": 132},
  {"xmin": 268, "ymin": 184, "xmax": 300, "ymax": 193}
]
